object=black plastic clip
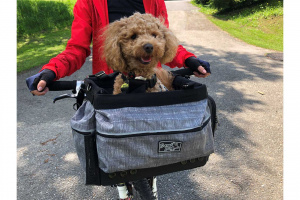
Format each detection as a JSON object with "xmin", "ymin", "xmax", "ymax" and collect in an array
[
  {"xmin": 147, "ymin": 74, "xmax": 157, "ymax": 88},
  {"xmin": 95, "ymin": 71, "xmax": 106, "ymax": 78}
]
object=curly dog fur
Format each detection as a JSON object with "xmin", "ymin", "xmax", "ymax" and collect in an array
[{"xmin": 102, "ymin": 13, "xmax": 178, "ymax": 94}]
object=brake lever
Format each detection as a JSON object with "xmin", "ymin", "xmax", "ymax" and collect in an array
[
  {"xmin": 53, "ymin": 94, "xmax": 77, "ymax": 103},
  {"xmin": 52, "ymin": 81, "xmax": 84, "ymax": 104}
]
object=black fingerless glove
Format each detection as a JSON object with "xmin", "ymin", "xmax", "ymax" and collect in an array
[
  {"xmin": 31, "ymin": 69, "xmax": 56, "ymax": 90},
  {"xmin": 185, "ymin": 57, "xmax": 211, "ymax": 74}
]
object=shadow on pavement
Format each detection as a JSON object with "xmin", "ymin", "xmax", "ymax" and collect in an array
[
  {"xmin": 157, "ymin": 43, "xmax": 282, "ymax": 199},
  {"xmin": 17, "ymin": 40, "xmax": 282, "ymax": 199}
]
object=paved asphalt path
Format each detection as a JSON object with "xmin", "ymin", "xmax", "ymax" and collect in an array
[{"xmin": 17, "ymin": 1, "xmax": 283, "ymax": 199}]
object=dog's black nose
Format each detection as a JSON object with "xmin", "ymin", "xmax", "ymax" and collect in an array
[{"xmin": 143, "ymin": 43, "xmax": 153, "ymax": 54}]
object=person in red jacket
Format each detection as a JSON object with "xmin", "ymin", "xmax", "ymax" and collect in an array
[{"xmin": 29, "ymin": 0, "xmax": 210, "ymax": 96}]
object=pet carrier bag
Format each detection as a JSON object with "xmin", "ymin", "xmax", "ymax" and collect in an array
[{"xmin": 70, "ymin": 71, "xmax": 217, "ymax": 186}]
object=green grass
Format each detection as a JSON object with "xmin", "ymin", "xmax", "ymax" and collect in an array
[
  {"xmin": 191, "ymin": 0, "xmax": 283, "ymax": 51},
  {"xmin": 17, "ymin": 0, "xmax": 76, "ymax": 37},
  {"xmin": 17, "ymin": 28, "xmax": 71, "ymax": 72},
  {"xmin": 17, "ymin": 0, "xmax": 76, "ymax": 73},
  {"xmin": 17, "ymin": 0, "xmax": 283, "ymax": 73}
]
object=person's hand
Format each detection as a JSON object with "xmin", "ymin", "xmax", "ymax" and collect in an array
[
  {"xmin": 193, "ymin": 65, "xmax": 210, "ymax": 78},
  {"xmin": 185, "ymin": 57, "xmax": 211, "ymax": 78},
  {"xmin": 26, "ymin": 69, "xmax": 56, "ymax": 96},
  {"xmin": 31, "ymin": 79, "xmax": 49, "ymax": 96}
]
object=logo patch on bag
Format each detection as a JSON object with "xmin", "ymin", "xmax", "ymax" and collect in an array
[{"xmin": 158, "ymin": 141, "xmax": 182, "ymax": 153}]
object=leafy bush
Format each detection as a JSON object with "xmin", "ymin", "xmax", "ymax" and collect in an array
[
  {"xmin": 194, "ymin": 0, "xmax": 210, "ymax": 5},
  {"xmin": 17, "ymin": 0, "xmax": 74, "ymax": 37},
  {"xmin": 208, "ymin": 0, "xmax": 268, "ymax": 11}
]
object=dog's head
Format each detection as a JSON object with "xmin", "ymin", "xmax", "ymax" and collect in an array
[{"xmin": 102, "ymin": 13, "xmax": 178, "ymax": 75}]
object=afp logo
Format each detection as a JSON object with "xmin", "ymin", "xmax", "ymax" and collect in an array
[{"xmin": 158, "ymin": 141, "xmax": 182, "ymax": 153}]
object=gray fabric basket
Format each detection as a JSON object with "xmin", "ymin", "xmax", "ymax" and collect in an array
[{"xmin": 71, "ymin": 98, "xmax": 214, "ymax": 173}]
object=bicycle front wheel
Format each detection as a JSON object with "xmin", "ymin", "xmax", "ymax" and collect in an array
[{"xmin": 132, "ymin": 177, "xmax": 157, "ymax": 200}]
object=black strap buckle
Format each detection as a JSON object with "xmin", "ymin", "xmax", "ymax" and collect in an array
[
  {"xmin": 95, "ymin": 71, "xmax": 106, "ymax": 78},
  {"xmin": 89, "ymin": 71, "xmax": 106, "ymax": 78}
]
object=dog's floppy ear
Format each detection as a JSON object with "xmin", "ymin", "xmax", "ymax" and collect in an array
[
  {"xmin": 158, "ymin": 20, "xmax": 179, "ymax": 64},
  {"xmin": 102, "ymin": 21, "xmax": 127, "ymax": 72}
]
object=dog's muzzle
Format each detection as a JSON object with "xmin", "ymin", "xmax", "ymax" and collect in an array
[
  {"xmin": 140, "ymin": 43, "xmax": 153, "ymax": 64},
  {"xmin": 143, "ymin": 43, "xmax": 153, "ymax": 54}
]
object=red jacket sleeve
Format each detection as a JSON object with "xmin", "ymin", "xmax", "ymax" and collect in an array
[
  {"xmin": 165, "ymin": 45, "xmax": 196, "ymax": 68},
  {"xmin": 156, "ymin": 0, "xmax": 196, "ymax": 68},
  {"xmin": 41, "ymin": 0, "xmax": 92, "ymax": 80}
]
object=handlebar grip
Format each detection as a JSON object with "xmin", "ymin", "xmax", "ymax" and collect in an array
[
  {"xmin": 48, "ymin": 80, "xmax": 77, "ymax": 91},
  {"xmin": 171, "ymin": 68, "xmax": 194, "ymax": 76}
]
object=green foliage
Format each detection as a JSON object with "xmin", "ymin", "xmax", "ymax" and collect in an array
[
  {"xmin": 194, "ymin": 0, "xmax": 210, "ymax": 5},
  {"xmin": 209, "ymin": 0, "xmax": 268, "ymax": 11},
  {"xmin": 191, "ymin": 0, "xmax": 283, "ymax": 51},
  {"xmin": 17, "ymin": 0, "xmax": 75, "ymax": 37},
  {"xmin": 193, "ymin": 0, "xmax": 284, "ymax": 13}
]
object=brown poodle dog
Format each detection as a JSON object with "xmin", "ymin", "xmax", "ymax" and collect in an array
[{"xmin": 102, "ymin": 13, "xmax": 179, "ymax": 94}]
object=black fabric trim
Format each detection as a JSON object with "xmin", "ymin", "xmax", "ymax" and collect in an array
[
  {"xmin": 96, "ymin": 117, "xmax": 211, "ymax": 138},
  {"xmin": 71, "ymin": 128, "xmax": 94, "ymax": 136},
  {"xmin": 84, "ymin": 71, "xmax": 208, "ymax": 109},
  {"xmin": 91, "ymin": 86, "xmax": 207, "ymax": 109},
  {"xmin": 83, "ymin": 133, "xmax": 102, "ymax": 185},
  {"xmin": 94, "ymin": 156, "xmax": 209, "ymax": 186},
  {"xmin": 207, "ymin": 95, "xmax": 217, "ymax": 136}
]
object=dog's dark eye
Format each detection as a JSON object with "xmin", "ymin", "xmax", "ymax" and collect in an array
[
  {"xmin": 152, "ymin": 34, "xmax": 157, "ymax": 38},
  {"xmin": 131, "ymin": 34, "xmax": 137, "ymax": 40}
]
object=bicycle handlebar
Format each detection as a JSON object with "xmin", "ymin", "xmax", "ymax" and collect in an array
[
  {"xmin": 48, "ymin": 80, "xmax": 84, "ymax": 104},
  {"xmin": 48, "ymin": 80, "xmax": 78, "ymax": 91},
  {"xmin": 47, "ymin": 68, "xmax": 194, "ymax": 92},
  {"xmin": 171, "ymin": 68, "xmax": 194, "ymax": 76}
]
